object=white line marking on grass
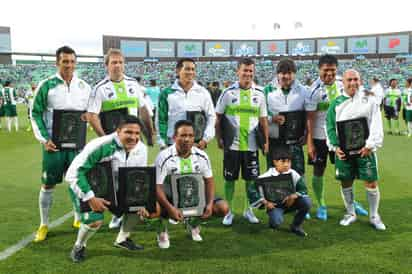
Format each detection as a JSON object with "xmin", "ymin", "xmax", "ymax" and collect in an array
[{"xmin": 0, "ymin": 211, "xmax": 73, "ymax": 261}]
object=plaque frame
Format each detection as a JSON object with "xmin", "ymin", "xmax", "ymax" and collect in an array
[
  {"xmin": 171, "ymin": 173, "xmax": 206, "ymax": 217},
  {"xmin": 337, "ymin": 117, "xmax": 369, "ymax": 156},
  {"xmin": 52, "ymin": 109, "xmax": 86, "ymax": 150},
  {"xmin": 99, "ymin": 107, "xmax": 128, "ymax": 134},
  {"xmin": 279, "ymin": 111, "xmax": 306, "ymax": 144},
  {"xmin": 256, "ymin": 174, "xmax": 295, "ymax": 205},
  {"xmin": 186, "ymin": 111, "xmax": 207, "ymax": 143}
]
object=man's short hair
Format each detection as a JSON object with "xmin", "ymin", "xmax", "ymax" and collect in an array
[
  {"xmin": 318, "ymin": 54, "xmax": 338, "ymax": 68},
  {"xmin": 4, "ymin": 80, "xmax": 11, "ymax": 87},
  {"xmin": 174, "ymin": 120, "xmax": 194, "ymax": 136},
  {"xmin": 56, "ymin": 46, "xmax": 76, "ymax": 62},
  {"xmin": 105, "ymin": 48, "xmax": 123, "ymax": 65},
  {"xmin": 237, "ymin": 57, "xmax": 255, "ymax": 69},
  {"xmin": 118, "ymin": 115, "xmax": 143, "ymax": 130},
  {"xmin": 176, "ymin": 58, "xmax": 195, "ymax": 70},
  {"xmin": 372, "ymin": 77, "xmax": 380, "ymax": 82},
  {"xmin": 389, "ymin": 78, "xmax": 397, "ymax": 86},
  {"xmin": 276, "ymin": 58, "xmax": 296, "ymax": 74},
  {"xmin": 407, "ymin": 78, "xmax": 412, "ymax": 85},
  {"xmin": 150, "ymin": 79, "xmax": 157, "ymax": 86},
  {"xmin": 271, "ymin": 145, "xmax": 292, "ymax": 161}
]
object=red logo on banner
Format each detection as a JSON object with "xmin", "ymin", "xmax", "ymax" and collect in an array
[
  {"xmin": 269, "ymin": 43, "xmax": 277, "ymax": 52},
  {"xmin": 389, "ymin": 38, "xmax": 400, "ymax": 49}
]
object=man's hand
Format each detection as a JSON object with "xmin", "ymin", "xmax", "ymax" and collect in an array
[
  {"xmin": 169, "ymin": 207, "xmax": 184, "ymax": 222},
  {"xmin": 336, "ymin": 147, "xmax": 346, "ymax": 160},
  {"xmin": 263, "ymin": 199, "xmax": 276, "ymax": 210},
  {"xmin": 283, "ymin": 193, "xmax": 298, "ymax": 208},
  {"xmin": 307, "ymin": 141, "xmax": 316, "ymax": 161},
  {"xmin": 272, "ymin": 115, "xmax": 285, "ymax": 125},
  {"xmin": 201, "ymin": 203, "xmax": 213, "ymax": 219},
  {"xmin": 196, "ymin": 140, "xmax": 208, "ymax": 150},
  {"xmin": 136, "ymin": 208, "xmax": 150, "ymax": 220},
  {"xmin": 44, "ymin": 140, "xmax": 59, "ymax": 152},
  {"xmin": 217, "ymin": 138, "xmax": 224, "ymax": 150},
  {"xmin": 263, "ymin": 142, "xmax": 269, "ymax": 155},
  {"xmin": 359, "ymin": 146, "xmax": 372, "ymax": 158},
  {"xmin": 88, "ymin": 197, "xmax": 111, "ymax": 212}
]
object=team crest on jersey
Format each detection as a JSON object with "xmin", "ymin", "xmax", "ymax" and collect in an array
[
  {"xmin": 171, "ymin": 167, "xmax": 178, "ymax": 173},
  {"xmin": 194, "ymin": 164, "xmax": 200, "ymax": 172},
  {"xmin": 252, "ymin": 97, "xmax": 258, "ymax": 104},
  {"xmin": 108, "ymin": 92, "xmax": 114, "ymax": 98},
  {"xmin": 78, "ymin": 81, "xmax": 85, "ymax": 90},
  {"xmin": 232, "ymin": 98, "xmax": 238, "ymax": 103},
  {"xmin": 129, "ymin": 88, "xmax": 134, "ymax": 94}
]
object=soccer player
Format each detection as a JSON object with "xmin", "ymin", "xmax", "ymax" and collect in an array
[
  {"xmin": 145, "ymin": 79, "xmax": 160, "ymax": 123},
  {"xmin": 87, "ymin": 48, "xmax": 153, "ymax": 229},
  {"xmin": 31, "ymin": 46, "xmax": 92, "ymax": 242},
  {"xmin": 156, "ymin": 58, "xmax": 216, "ymax": 150},
  {"xmin": 0, "ymin": 83, "xmax": 5, "ymax": 130},
  {"xmin": 2, "ymin": 81, "xmax": 19, "ymax": 132},
  {"xmin": 25, "ymin": 83, "xmax": 36, "ymax": 131},
  {"xmin": 259, "ymin": 146, "xmax": 311, "ymax": 237},
  {"xmin": 404, "ymin": 78, "xmax": 412, "ymax": 137},
  {"xmin": 326, "ymin": 69, "xmax": 385, "ymax": 230},
  {"xmin": 155, "ymin": 120, "xmax": 220, "ymax": 248},
  {"xmin": 66, "ymin": 115, "xmax": 160, "ymax": 262},
  {"xmin": 215, "ymin": 57, "xmax": 269, "ymax": 226},
  {"xmin": 306, "ymin": 55, "xmax": 367, "ymax": 220},
  {"xmin": 383, "ymin": 78, "xmax": 402, "ymax": 135},
  {"xmin": 401, "ymin": 78, "xmax": 412, "ymax": 134},
  {"xmin": 368, "ymin": 77, "xmax": 384, "ymax": 106}
]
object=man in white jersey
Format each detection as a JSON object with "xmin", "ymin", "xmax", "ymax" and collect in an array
[
  {"xmin": 306, "ymin": 55, "xmax": 367, "ymax": 220},
  {"xmin": 215, "ymin": 58, "xmax": 269, "ymax": 226},
  {"xmin": 87, "ymin": 48, "xmax": 154, "ymax": 228},
  {"xmin": 156, "ymin": 58, "xmax": 216, "ymax": 150},
  {"xmin": 326, "ymin": 69, "xmax": 385, "ymax": 230},
  {"xmin": 31, "ymin": 46, "xmax": 92, "ymax": 242},
  {"xmin": 66, "ymin": 116, "xmax": 160, "ymax": 262},
  {"xmin": 2, "ymin": 80, "xmax": 19, "ymax": 132},
  {"xmin": 155, "ymin": 120, "xmax": 225, "ymax": 248}
]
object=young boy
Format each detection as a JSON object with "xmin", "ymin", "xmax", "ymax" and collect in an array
[{"xmin": 258, "ymin": 146, "xmax": 312, "ymax": 237}]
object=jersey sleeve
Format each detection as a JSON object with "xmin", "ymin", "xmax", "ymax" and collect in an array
[
  {"xmin": 155, "ymin": 152, "xmax": 168, "ymax": 185},
  {"xmin": 31, "ymin": 81, "xmax": 50, "ymax": 143},
  {"xmin": 87, "ymin": 85, "xmax": 103, "ymax": 114}
]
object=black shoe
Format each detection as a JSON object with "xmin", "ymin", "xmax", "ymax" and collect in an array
[
  {"xmin": 114, "ymin": 238, "xmax": 144, "ymax": 251},
  {"xmin": 70, "ymin": 245, "xmax": 86, "ymax": 263},
  {"xmin": 290, "ymin": 225, "xmax": 307, "ymax": 237}
]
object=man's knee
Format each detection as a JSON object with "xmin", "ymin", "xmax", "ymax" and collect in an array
[
  {"xmin": 341, "ymin": 180, "xmax": 354, "ymax": 188},
  {"xmin": 42, "ymin": 184, "xmax": 55, "ymax": 190},
  {"xmin": 88, "ymin": 220, "xmax": 103, "ymax": 229},
  {"xmin": 364, "ymin": 181, "xmax": 378, "ymax": 188},
  {"xmin": 268, "ymin": 209, "xmax": 283, "ymax": 228},
  {"xmin": 213, "ymin": 200, "xmax": 229, "ymax": 217}
]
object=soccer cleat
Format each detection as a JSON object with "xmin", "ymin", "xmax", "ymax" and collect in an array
[
  {"xmin": 157, "ymin": 231, "xmax": 170, "ymax": 249},
  {"xmin": 188, "ymin": 226, "xmax": 202, "ymax": 242},
  {"xmin": 72, "ymin": 220, "xmax": 81, "ymax": 229},
  {"xmin": 222, "ymin": 212, "xmax": 234, "ymax": 226},
  {"xmin": 370, "ymin": 215, "xmax": 386, "ymax": 231},
  {"xmin": 290, "ymin": 225, "xmax": 308, "ymax": 237},
  {"xmin": 168, "ymin": 218, "xmax": 180, "ymax": 225},
  {"xmin": 339, "ymin": 214, "xmax": 357, "ymax": 226},
  {"xmin": 114, "ymin": 238, "xmax": 144, "ymax": 251},
  {"xmin": 108, "ymin": 215, "xmax": 122, "ymax": 229},
  {"xmin": 316, "ymin": 206, "xmax": 328, "ymax": 221},
  {"xmin": 33, "ymin": 225, "xmax": 48, "ymax": 242},
  {"xmin": 70, "ymin": 245, "xmax": 86, "ymax": 263},
  {"xmin": 354, "ymin": 202, "xmax": 368, "ymax": 216},
  {"xmin": 243, "ymin": 208, "xmax": 259, "ymax": 224}
]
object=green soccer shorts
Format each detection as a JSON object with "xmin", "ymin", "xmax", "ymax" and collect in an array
[
  {"xmin": 335, "ymin": 152, "xmax": 379, "ymax": 182},
  {"xmin": 41, "ymin": 148, "xmax": 77, "ymax": 185},
  {"xmin": 69, "ymin": 188, "xmax": 104, "ymax": 225}
]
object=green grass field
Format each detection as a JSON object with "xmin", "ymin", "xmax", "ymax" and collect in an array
[{"xmin": 0, "ymin": 105, "xmax": 412, "ymax": 274}]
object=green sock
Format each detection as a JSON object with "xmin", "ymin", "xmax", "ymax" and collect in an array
[
  {"xmin": 154, "ymin": 218, "xmax": 167, "ymax": 234},
  {"xmin": 386, "ymin": 119, "xmax": 392, "ymax": 131},
  {"xmin": 394, "ymin": 119, "xmax": 400, "ymax": 133},
  {"xmin": 245, "ymin": 180, "xmax": 261, "ymax": 209},
  {"xmin": 312, "ymin": 176, "xmax": 326, "ymax": 207},
  {"xmin": 244, "ymin": 181, "xmax": 251, "ymax": 211},
  {"xmin": 224, "ymin": 180, "xmax": 235, "ymax": 211}
]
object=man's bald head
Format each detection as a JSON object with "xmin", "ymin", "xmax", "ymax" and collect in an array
[{"xmin": 342, "ymin": 69, "xmax": 361, "ymax": 97}]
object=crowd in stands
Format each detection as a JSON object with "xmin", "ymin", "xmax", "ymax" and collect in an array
[{"xmin": 0, "ymin": 58, "xmax": 410, "ymax": 95}]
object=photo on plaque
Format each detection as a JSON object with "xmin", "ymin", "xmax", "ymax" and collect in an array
[
  {"xmin": 220, "ymin": 114, "xmax": 236, "ymax": 149},
  {"xmin": 337, "ymin": 117, "xmax": 369, "ymax": 156},
  {"xmin": 186, "ymin": 111, "xmax": 207, "ymax": 143},
  {"xmin": 52, "ymin": 110, "xmax": 86, "ymax": 149},
  {"xmin": 99, "ymin": 108, "xmax": 129, "ymax": 134},
  {"xmin": 80, "ymin": 161, "xmax": 122, "ymax": 216},
  {"xmin": 171, "ymin": 174, "xmax": 206, "ymax": 217},
  {"xmin": 254, "ymin": 123, "xmax": 265, "ymax": 151},
  {"xmin": 279, "ymin": 111, "xmax": 306, "ymax": 144},
  {"xmin": 256, "ymin": 174, "xmax": 295, "ymax": 205},
  {"xmin": 118, "ymin": 167, "xmax": 156, "ymax": 213}
]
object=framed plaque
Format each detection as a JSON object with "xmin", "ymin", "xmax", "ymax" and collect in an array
[
  {"xmin": 171, "ymin": 173, "xmax": 206, "ymax": 217},
  {"xmin": 118, "ymin": 166, "xmax": 157, "ymax": 214},
  {"xmin": 256, "ymin": 174, "xmax": 295, "ymax": 205},
  {"xmin": 220, "ymin": 114, "xmax": 236, "ymax": 149},
  {"xmin": 80, "ymin": 161, "xmax": 122, "ymax": 217},
  {"xmin": 99, "ymin": 108, "xmax": 128, "ymax": 134},
  {"xmin": 279, "ymin": 111, "xmax": 306, "ymax": 144},
  {"xmin": 186, "ymin": 111, "xmax": 207, "ymax": 143},
  {"xmin": 52, "ymin": 110, "xmax": 86, "ymax": 150},
  {"xmin": 337, "ymin": 117, "xmax": 369, "ymax": 156},
  {"xmin": 254, "ymin": 123, "xmax": 265, "ymax": 151}
]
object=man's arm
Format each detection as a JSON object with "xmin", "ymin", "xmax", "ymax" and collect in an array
[
  {"xmin": 306, "ymin": 111, "xmax": 316, "ymax": 160},
  {"xmin": 215, "ymin": 113, "xmax": 224, "ymax": 149},
  {"xmin": 202, "ymin": 177, "xmax": 215, "ymax": 219},
  {"xmin": 156, "ymin": 184, "xmax": 183, "ymax": 221},
  {"xmin": 139, "ymin": 106, "xmax": 154, "ymax": 146},
  {"xmin": 87, "ymin": 112, "xmax": 106, "ymax": 137},
  {"xmin": 258, "ymin": 116, "xmax": 269, "ymax": 154},
  {"xmin": 156, "ymin": 89, "xmax": 169, "ymax": 147},
  {"xmin": 201, "ymin": 90, "xmax": 216, "ymax": 147}
]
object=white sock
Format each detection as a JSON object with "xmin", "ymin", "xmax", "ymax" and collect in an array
[
  {"xmin": 341, "ymin": 186, "xmax": 355, "ymax": 215},
  {"xmin": 73, "ymin": 206, "xmax": 80, "ymax": 222},
  {"xmin": 75, "ymin": 223, "xmax": 99, "ymax": 247},
  {"xmin": 7, "ymin": 118, "xmax": 11, "ymax": 132},
  {"xmin": 408, "ymin": 122, "xmax": 412, "ymax": 135},
  {"xmin": 116, "ymin": 214, "xmax": 138, "ymax": 243},
  {"xmin": 13, "ymin": 117, "xmax": 18, "ymax": 131},
  {"xmin": 39, "ymin": 188, "xmax": 54, "ymax": 226},
  {"xmin": 366, "ymin": 187, "xmax": 380, "ymax": 218}
]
